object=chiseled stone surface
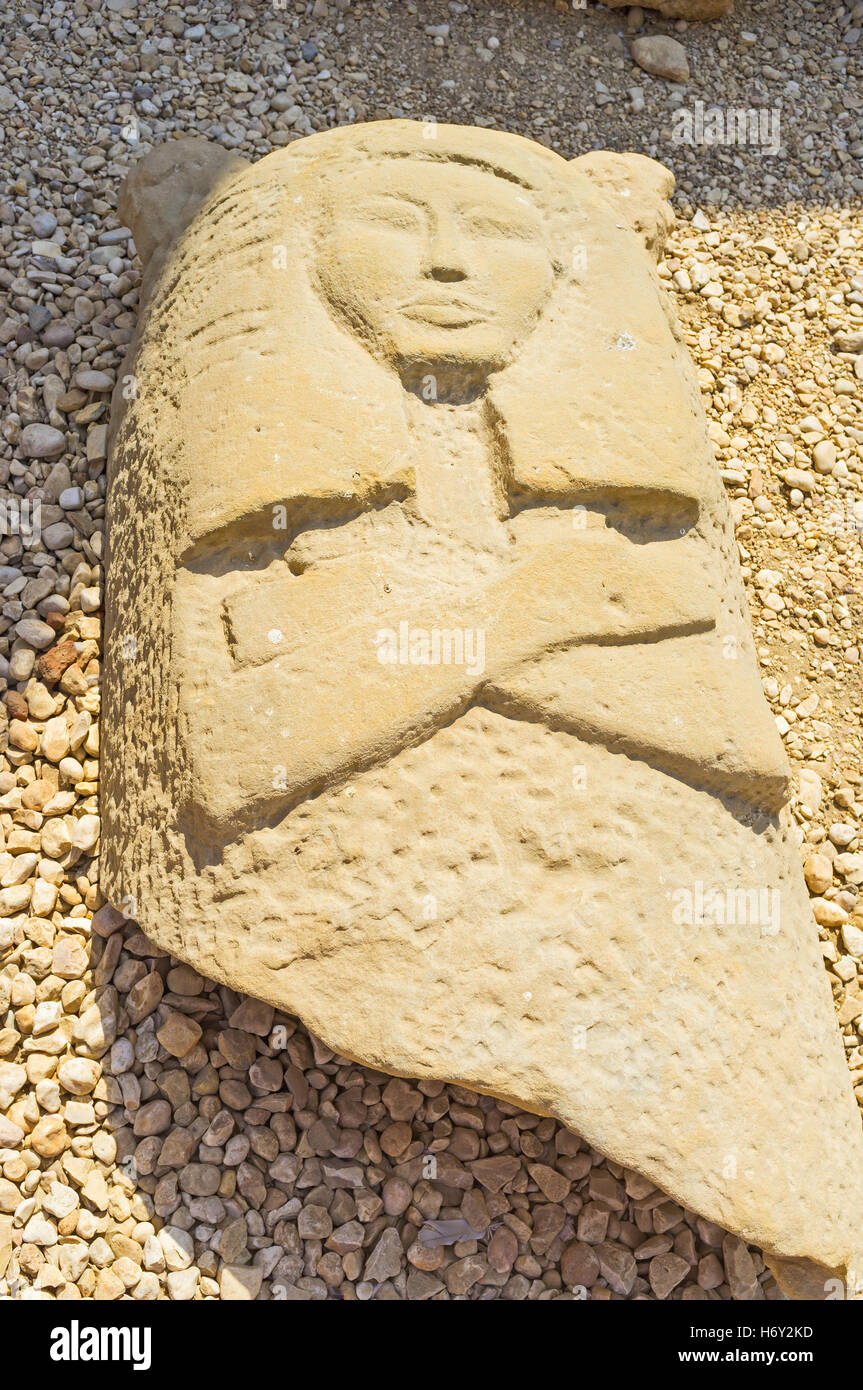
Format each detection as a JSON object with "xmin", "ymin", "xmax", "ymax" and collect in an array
[{"xmin": 102, "ymin": 123, "xmax": 862, "ymax": 1300}]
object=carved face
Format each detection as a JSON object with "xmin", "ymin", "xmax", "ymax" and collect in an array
[{"xmin": 313, "ymin": 160, "xmax": 555, "ymax": 385}]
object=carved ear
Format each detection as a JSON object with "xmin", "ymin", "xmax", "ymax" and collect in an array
[
  {"xmin": 570, "ymin": 151, "xmax": 675, "ymax": 260},
  {"xmin": 119, "ymin": 137, "xmax": 249, "ymax": 274}
]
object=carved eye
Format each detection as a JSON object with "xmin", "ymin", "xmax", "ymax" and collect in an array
[
  {"xmin": 349, "ymin": 200, "xmax": 424, "ymax": 232},
  {"xmin": 460, "ymin": 209, "xmax": 538, "ymax": 241}
]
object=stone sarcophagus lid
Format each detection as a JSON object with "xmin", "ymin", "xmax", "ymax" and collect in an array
[{"xmin": 102, "ymin": 123, "xmax": 863, "ymax": 1298}]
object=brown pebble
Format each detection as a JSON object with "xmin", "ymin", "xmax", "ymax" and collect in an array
[{"xmin": 36, "ymin": 640, "xmax": 78, "ymax": 685}]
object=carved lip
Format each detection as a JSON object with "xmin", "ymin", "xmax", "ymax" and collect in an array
[{"xmin": 401, "ymin": 297, "xmax": 487, "ymax": 328}]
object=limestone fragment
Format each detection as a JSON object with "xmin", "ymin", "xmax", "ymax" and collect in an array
[
  {"xmin": 102, "ymin": 124, "xmax": 863, "ymax": 1301},
  {"xmin": 631, "ymin": 36, "xmax": 691, "ymax": 83}
]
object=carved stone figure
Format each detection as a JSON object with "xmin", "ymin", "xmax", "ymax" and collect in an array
[{"xmin": 103, "ymin": 124, "xmax": 862, "ymax": 1299}]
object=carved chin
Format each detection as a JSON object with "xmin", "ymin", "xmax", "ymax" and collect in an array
[{"xmin": 388, "ymin": 327, "xmax": 517, "ymax": 380}]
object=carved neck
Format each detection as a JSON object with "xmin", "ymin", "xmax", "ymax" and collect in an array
[{"xmin": 402, "ymin": 391, "xmax": 512, "ymax": 551}]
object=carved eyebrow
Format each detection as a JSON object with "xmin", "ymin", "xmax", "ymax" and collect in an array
[
  {"xmin": 458, "ymin": 195, "xmax": 539, "ymax": 215},
  {"xmin": 353, "ymin": 191, "xmax": 429, "ymax": 210},
  {"xmin": 371, "ymin": 192, "xmax": 539, "ymax": 214},
  {"xmin": 458, "ymin": 203, "xmax": 542, "ymax": 231}
]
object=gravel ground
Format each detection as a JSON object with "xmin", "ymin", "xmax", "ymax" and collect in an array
[{"xmin": 0, "ymin": 0, "xmax": 861, "ymax": 1301}]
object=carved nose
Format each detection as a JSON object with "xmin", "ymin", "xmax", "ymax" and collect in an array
[
  {"xmin": 425, "ymin": 223, "xmax": 469, "ymax": 281},
  {"xmin": 429, "ymin": 258, "xmax": 467, "ymax": 283}
]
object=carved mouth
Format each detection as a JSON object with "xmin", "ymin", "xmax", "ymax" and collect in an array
[{"xmin": 401, "ymin": 298, "xmax": 487, "ymax": 328}]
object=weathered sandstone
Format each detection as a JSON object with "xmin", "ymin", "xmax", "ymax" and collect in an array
[{"xmin": 102, "ymin": 124, "xmax": 863, "ymax": 1301}]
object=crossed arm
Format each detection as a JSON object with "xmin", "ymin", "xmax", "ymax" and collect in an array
[{"xmin": 176, "ymin": 525, "xmax": 716, "ymax": 840}]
